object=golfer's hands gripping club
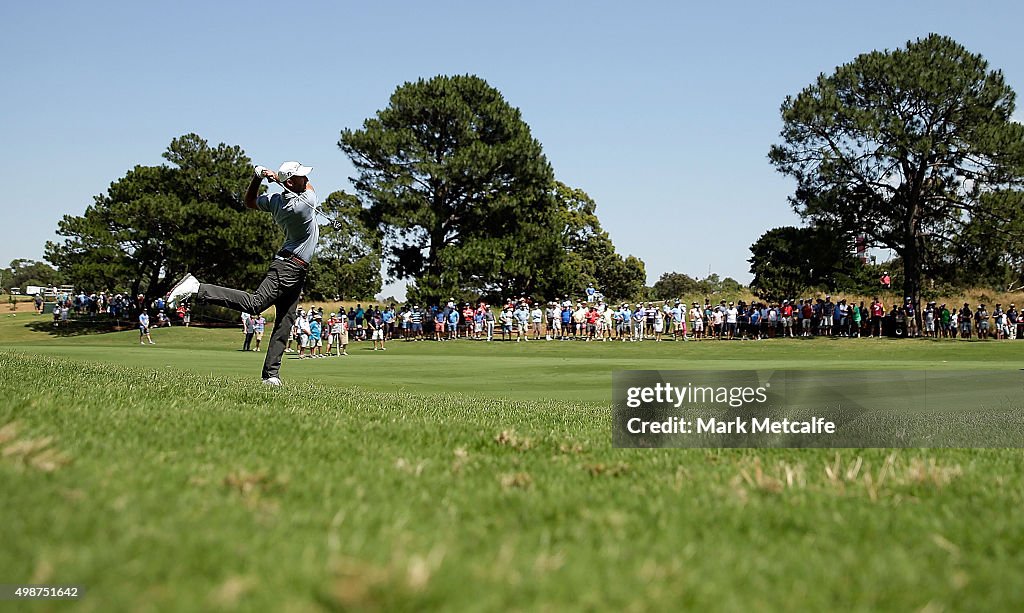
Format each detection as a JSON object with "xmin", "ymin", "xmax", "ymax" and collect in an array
[{"xmin": 253, "ymin": 165, "xmax": 278, "ymax": 182}]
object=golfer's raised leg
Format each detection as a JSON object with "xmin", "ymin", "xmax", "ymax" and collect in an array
[{"xmin": 197, "ymin": 261, "xmax": 288, "ymax": 315}]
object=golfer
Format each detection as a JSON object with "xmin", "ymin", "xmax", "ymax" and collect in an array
[{"xmin": 167, "ymin": 161, "xmax": 319, "ymax": 386}]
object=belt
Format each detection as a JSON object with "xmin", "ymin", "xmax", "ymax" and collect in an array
[{"xmin": 276, "ymin": 250, "xmax": 309, "ymax": 269}]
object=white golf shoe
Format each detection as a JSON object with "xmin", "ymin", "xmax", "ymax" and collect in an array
[
  {"xmin": 167, "ymin": 273, "xmax": 200, "ymax": 307},
  {"xmin": 262, "ymin": 376, "xmax": 282, "ymax": 387}
]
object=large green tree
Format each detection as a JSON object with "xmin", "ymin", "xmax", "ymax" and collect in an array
[
  {"xmin": 305, "ymin": 191, "xmax": 382, "ymax": 301},
  {"xmin": 339, "ymin": 75, "xmax": 560, "ymax": 304},
  {"xmin": 769, "ymin": 34, "xmax": 1024, "ymax": 307},
  {"xmin": 1, "ymin": 259, "xmax": 63, "ymax": 292},
  {"xmin": 748, "ymin": 226, "xmax": 867, "ymax": 302},
  {"xmin": 46, "ymin": 134, "xmax": 278, "ymax": 297},
  {"xmin": 546, "ymin": 182, "xmax": 646, "ymax": 301},
  {"xmin": 651, "ymin": 272, "xmax": 699, "ymax": 300},
  {"xmin": 693, "ymin": 274, "xmax": 745, "ymax": 298},
  {"xmin": 929, "ymin": 190, "xmax": 1024, "ymax": 289}
]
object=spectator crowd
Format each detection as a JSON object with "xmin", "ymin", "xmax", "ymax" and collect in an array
[
  {"xmin": 36, "ymin": 288, "xmax": 190, "ymax": 343},
  {"xmin": 274, "ymin": 293, "xmax": 1024, "ymax": 353},
  {"xmin": 30, "ymin": 286, "xmax": 1024, "ymax": 347}
]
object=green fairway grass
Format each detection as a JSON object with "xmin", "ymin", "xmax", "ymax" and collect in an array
[
  {"xmin": 2, "ymin": 314, "xmax": 1024, "ymax": 610},
  {"xmin": 1, "ymin": 313, "xmax": 1022, "ymax": 403}
]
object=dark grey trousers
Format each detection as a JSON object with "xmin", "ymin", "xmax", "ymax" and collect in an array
[{"xmin": 198, "ymin": 259, "xmax": 306, "ymax": 380}]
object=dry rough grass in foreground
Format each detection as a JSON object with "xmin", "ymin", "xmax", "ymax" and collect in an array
[
  {"xmin": 730, "ymin": 453, "xmax": 963, "ymax": 502},
  {"xmin": 0, "ymin": 421, "xmax": 71, "ymax": 472}
]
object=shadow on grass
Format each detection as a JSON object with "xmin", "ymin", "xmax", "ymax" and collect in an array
[{"xmin": 25, "ymin": 319, "xmax": 131, "ymax": 337}]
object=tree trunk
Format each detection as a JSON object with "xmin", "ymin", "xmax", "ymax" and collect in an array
[
  {"xmin": 902, "ymin": 185, "xmax": 924, "ymax": 333},
  {"xmin": 423, "ymin": 227, "xmax": 446, "ymax": 307},
  {"xmin": 147, "ymin": 266, "xmax": 161, "ymax": 300},
  {"xmin": 902, "ymin": 239, "xmax": 923, "ymax": 334}
]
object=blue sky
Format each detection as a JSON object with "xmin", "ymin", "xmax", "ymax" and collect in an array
[{"xmin": 2, "ymin": 1, "xmax": 1022, "ymax": 298}]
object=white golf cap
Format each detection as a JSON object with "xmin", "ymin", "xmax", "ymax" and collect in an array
[{"xmin": 278, "ymin": 161, "xmax": 312, "ymax": 182}]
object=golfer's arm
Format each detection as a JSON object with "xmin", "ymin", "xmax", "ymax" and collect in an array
[{"xmin": 244, "ymin": 176, "xmax": 262, "ymax": 210}]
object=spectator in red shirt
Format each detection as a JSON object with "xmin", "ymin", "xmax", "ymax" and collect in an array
[
  {"xmin": 585, "ymin": 306, "xmax": 601, "ymax": 340},
  {"xmin": 870, "ymin": 297, "xmax": 885, "ymax": 337},
  {"xmin": 781, "ymin": 300, "xmax": 795, "ymax": 338},
  {"xmin": 801, "ymin": 300, "xmax": 814, "ymax": 337}
]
